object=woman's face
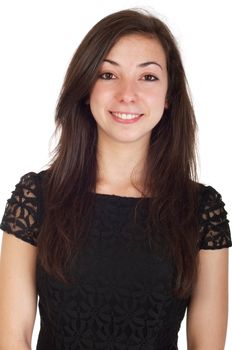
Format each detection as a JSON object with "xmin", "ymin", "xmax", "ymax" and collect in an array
[{"xmin": 89, "ymin": 34, "xmax": 168, "ymax": 146}]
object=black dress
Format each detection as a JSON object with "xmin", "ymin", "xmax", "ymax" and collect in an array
[{"xmin": 0, "ymin": 171, "xmax": 231, "ymax": 350}]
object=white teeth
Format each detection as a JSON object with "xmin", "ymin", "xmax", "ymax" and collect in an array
[{"xmin": 111, "ymin": 112, "xmax": 141, "ymax": 120}]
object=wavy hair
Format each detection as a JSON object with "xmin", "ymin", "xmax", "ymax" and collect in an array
[{"xmin": 38, "ymin": 8, "xmax": 200, "ymax": 299}]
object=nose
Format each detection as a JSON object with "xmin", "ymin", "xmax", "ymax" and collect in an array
[{"xmin": 115, "ymin": 79, "xmax": 137, "ymax": 103}]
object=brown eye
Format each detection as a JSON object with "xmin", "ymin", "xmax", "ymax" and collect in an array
[
  {"xmin": 99, "ymin": 72, "xmax": 116, "ymax": 80},
  {"xmin": 142, "ymin": 75, "xmax": 158, "ymax": 81}
]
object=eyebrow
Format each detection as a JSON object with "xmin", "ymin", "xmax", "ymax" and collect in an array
[{"xmin": 102, "ymin": 59, "xmax": 163, "ymax": 71}]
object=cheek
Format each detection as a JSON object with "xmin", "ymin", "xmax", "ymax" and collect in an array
[
  {"xmin": 143, "ymin": 89, "xmax": 167, "ymax": 106},
  {"xmin": 90, "ymin": 83, "xmax": 111, "ymax": 104},
  {"xmin": 89, "ymin": 86, "xmax": 99, "ymax": 105},
  {"xmin": 89, "ymin": 85, "xmax": 110, "ymax": 119}
]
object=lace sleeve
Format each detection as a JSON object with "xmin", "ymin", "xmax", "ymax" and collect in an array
[
  {"xmin": 0, "ymin": 172, "xmax": 41, "ymax": 246},
  {"xmin": 198, "ymin": 185, "xmax": 232, "ymax": 250}
]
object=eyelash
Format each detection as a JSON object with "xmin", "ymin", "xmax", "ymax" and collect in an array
[
  {"xmin": 98, "ymin": 72, "xmax": 115, "ymax": 80},
  {"xmin": 98, "ymin": 72, "xmax": 159, "ymax": 81}
]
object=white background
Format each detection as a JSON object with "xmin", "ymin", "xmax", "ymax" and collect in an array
[{"xmin": 0, "ymin": 0, "xmax": 231, "ymax": 349}]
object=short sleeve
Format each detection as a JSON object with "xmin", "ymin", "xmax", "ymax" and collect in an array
[
  {"xmin": 0, "ymin": 172, "xmax": 41, "ymax": 246},
  {"xmin": 198, "ymin": 185, "xmax": 232, "ymax": 250}
]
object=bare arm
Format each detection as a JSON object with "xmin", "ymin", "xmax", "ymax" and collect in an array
[
  {"xmin": 186, "ymin": 248, "xmax": 229, "ymax": 350},
  {"xmin": 0, "ymin": 233, "xmax": 37, "ymax": 350}
]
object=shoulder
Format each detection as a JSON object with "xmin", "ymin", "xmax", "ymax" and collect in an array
[
  {"xmin": 0, "ymin": 169, "xmax": 48, "ymax": 246},
  {"xmin": 8, "ymin": 170, "xmax": 48, "ymax": 221},
  {"xmin": 9, "ymin": 170, "xmax": 47, "ymax": 195},
  {"xmin": 17, "ymin": 169, "xmax": 47, "ymax": 186},
  {"xmin": 198, "ymin": 183, "xmax": 224, "ymax": 206},
  {"xmin": 196, "ymin": 182, "xmax": 232, "ymax": 250}
]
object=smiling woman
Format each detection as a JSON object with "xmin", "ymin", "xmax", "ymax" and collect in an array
[
  {"xmin": 0, "ymin": 7, "xmax": 231, "ymax": 350},
  {"xmin": 89, "ymin": 34, "xmax": 168, "ymax": 149}
]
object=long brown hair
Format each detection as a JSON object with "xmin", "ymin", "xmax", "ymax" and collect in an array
[{"xmin": 38, "ymin": 8, "xmax": 200, "ymax": 299}]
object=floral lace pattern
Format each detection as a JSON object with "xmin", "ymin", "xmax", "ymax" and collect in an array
[
  {"xmin": 0, "ymin": 172, "xmax": 41, "ymax": 246},
  {"xmin": 198, "ymin": 185, "xmax": 231, "ymax": 249},
  {"xmin": 0, "ymin": 172, "xmax": 231, "ymax": 350}
]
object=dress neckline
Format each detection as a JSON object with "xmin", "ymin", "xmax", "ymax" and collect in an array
[{"xmin": 91, "ymin": 192, "xmax": 151, "ymax": 201}]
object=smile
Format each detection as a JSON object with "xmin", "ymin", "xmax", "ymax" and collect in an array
[{"xmin": 110, "ymin": 111, "xmax": 143, "ymax": 120}]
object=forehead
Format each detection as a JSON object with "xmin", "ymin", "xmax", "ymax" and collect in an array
[{"xmin": 105, "ymin": 34, "xmax": 166, "ymax": 63}]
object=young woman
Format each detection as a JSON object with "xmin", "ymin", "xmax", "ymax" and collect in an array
[{"xmin": 0, "ymin": 8, "xmax": 231, "ymax": 350}]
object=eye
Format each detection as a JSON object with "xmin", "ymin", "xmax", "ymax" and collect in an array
[
  {"xmin": 99, "ymin": 72, "xmax": 116, "ymax": 80},
  {"xmin": 142, "ymin": 74, "xmax": 159, "ymax": 81}
]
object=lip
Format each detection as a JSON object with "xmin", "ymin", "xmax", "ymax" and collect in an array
[
  {"xmin": 110, "ymin": 111, "xmax": 143, "ymax": 115},
  {"xmin": 109, "ymin": 111, "xmax": 143, "ymax": 124}
]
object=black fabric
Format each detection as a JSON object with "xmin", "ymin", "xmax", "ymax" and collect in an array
[{"xmin": 1, "ymin": 171, "xmax": 231, "ymax": 350}]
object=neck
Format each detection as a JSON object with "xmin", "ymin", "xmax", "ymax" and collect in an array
[{"xmin": 96, "ymin": 136, "xmax": 149, "ymax": 193}]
